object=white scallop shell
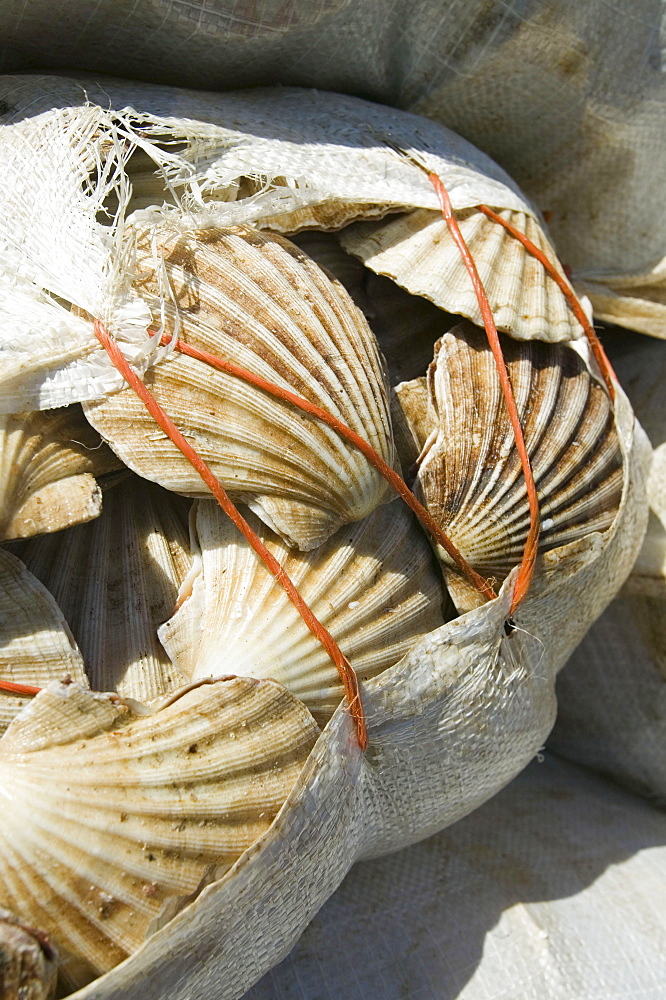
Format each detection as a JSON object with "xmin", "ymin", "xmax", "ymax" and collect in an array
[
  {"xmin": 159, "ymin": 500, "xmax": 451, "ymax": 723},
  {"xmin": 340, "ymin": 207, "xmax": 584, "ymax": 343},
  {"xmin": 411, "ymin": 324, "xmax": 623, "ymax": 610},
  {"xmin": 0, "ymin": 549, "xmax": 87, "ymax": 733},
  {"xmin": 7, "ymin": 477, "xmax": 192, "ymax": 701},
  {"xmin": 0, "ymin": 406, "xmax": 119, "ymax": 541},
  {"xmin": 84, "ymin": 224, "xmax": 395, "ymax": 551},
  {"xmin": 0, "ymin": 678, "xmax": 320, "ymax": 991},
  {"xmin": 575, "ymin": 262, "xmax": 666, "ymax": 339}
]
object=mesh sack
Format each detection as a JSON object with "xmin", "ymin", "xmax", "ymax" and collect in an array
[
  {"xmin": 551, "ymin": 330, "xmax": 666, "ymax": 801},
  {"xmin": 245, "ymin": 754, "xmax": 666, "ymax": 1000},
  {"xmin": 0, "ymin": 79, "xmax": 650, "ymax": 999}
]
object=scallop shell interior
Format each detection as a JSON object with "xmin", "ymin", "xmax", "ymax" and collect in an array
[
  {"xmin": 0, "ymin": 678, "xmax": 320, "ymax": 992},
  {"xmin": 83, "ymin": 224, "xmax": 395, "ymax": 551},
  {"xmin": 406, "ymin": 323, "xmax": 623, "ymax": 610},
  {"xmin": 159, "ymin": 499, "xmax": 451, "ymax": 723},
  {"xmin": 340, "ymin": 207, "xmax": 584, "ymax": 343},
  {"xmin": 7, "ymin": 476, "xmax": 193, "ymax": 702},
  {"xmin": 0, "ymin": 405, "xmax": 119, "ymax": 542}
]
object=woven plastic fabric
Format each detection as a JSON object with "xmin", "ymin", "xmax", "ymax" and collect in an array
[
  {"xmin": 551, "ymin": 330, "xmax": 666, "ymax": 801},
  {"xmin": 0, "ymin": 0, "xmax": 664, "ymax": 284},
  {"xmin": 243, "ymin": 754, "xmax": 666, "ymax": 1000},
  {"xmin": 0, "ymin": 4, "xmax": 662, "ymax": 996}
]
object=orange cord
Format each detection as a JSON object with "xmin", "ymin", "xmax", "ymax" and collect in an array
[
  {"xmin": 478, "ymin": 205, "xmax": 617, "ymax": 401},
  {"xmin": 428, "ymin": 174, "xmax": 541, "ymax": 614},
  {"xmin": 0, "ymin": 680, "xmax": 42, "ymax": 696},
  {"xmin": 94, "ymin": 321, "xmax": 368, "ymax": 750},
  {"xmin": 162, "ymin": 334, "xmax": 497, "ymax": 604}
]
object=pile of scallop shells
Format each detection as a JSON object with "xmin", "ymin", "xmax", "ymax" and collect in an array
[{"xmin": 0, "ymin": 80, "xmax": 650, "ymax": 999}]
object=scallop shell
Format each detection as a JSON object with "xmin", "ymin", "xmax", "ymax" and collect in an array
[
  {"xmin": 291, "ymin": 230, "xmax": 455, "ymax": 386},
  {"xmin": 159, "ymin": 500, "xmax": 451, "ymax": 724},
  {"xmin": 390, "ymin": 376, "xmax": 432, "ymax": 479},
  {"xmin": 0, "ymin": 677, "xmax": 320, "ymax": 991},
  {"xmin": 409, "ymin": 323, "xmax": 623, "ymax": 610},
  {"xmin": 83, "ymin": 224, "xmax": 395, "ymax": 551},
  {"xmin": 0, "ymin": 405, "xmax": 119, "ymax": 541},
  {"xmin": 575, "ymin": 267, "xmax": 666, "ymax": 340},
  {"xmin": 340, "ymin": 207, "xmax": 584, "ymax": 343},
  {"xmin": 7, "ymin": 476, "xmax": 192, "ymax": 702},
  {"xmin": 0, "ymin": 549, "xmax": 87, "ymax": 733}
]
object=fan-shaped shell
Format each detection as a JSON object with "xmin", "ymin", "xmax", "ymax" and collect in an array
[
  {"xmin": 7, "ymin": 476, "xmax": 192, "ymax": 701},
  {"xmin": 0, "ymin": 549, "xmax": 87, "ymax": 733},
  {"xmin": 0, "ymin": 677, "xmax": 320, "ymax": 991},
  {"xmin": 291, "ymin": 230, "xmax": 455, "ymax": 386},
  {"xmin": 340, "ymin": 207, "xmax": 584, "ymax": 343},
  {"xmin": 406, "ymin": 323, "xmax": 623, "ymax": 610},
  {"xmin": 159, "ymin": 500, "xmax": 451, "ymax": 723},
  {"xmin": 0, "ymin": 405, "xmax": 119, "ymax": 541},
  {"xmin": 83, "ymin": 224, "xmax": 395, "ymax": 551}
]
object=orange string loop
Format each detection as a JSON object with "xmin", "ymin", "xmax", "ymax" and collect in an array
[{"xmin": 0, "ymin": 680, "xmax": 42, "ymax": 696}]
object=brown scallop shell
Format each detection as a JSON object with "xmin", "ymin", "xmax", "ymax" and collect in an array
[
  {"xmin": 0, "ymin": 549, "xmax": 87, "ymax": 733},
  {"xmin": 8, "ymin": 476, "xmax": 193, "ymax": 702},
  {"xmin": 340, "ymin": 207, "xmax": 584, "ymax": 343},
  {"xmin": 0, "ymin": 405, "xmax": 119, "ymax": 542},
  {"xmin": 403, "ymin": 323, "xmax": 623, "ymax": 610}
]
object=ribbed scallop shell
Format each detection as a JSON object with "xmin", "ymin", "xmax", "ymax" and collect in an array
[
  {"xmin": 340, "ymin": 207, "xmax": 583, "ymax": 343},
  {"xmin": 8, "ymin": 477, "xmax": 192, "ymax": 701},
  {"xmin": 0, "ymin": 549, "xmax": 87, "ymax": 732},
  {"xmin": 390, "ymin": 376, "xmax": 432, "ymax": 480},
  {"xmin": 159, "ymin": 500, "xmax": 450, "ymax": 723},
  {"xmin": 291, "ymin": 231, "xmax": 454, "ymax": 386},
  {"xmin": 411, "ymin": 323, "xmax": 623, "ymax": 610},
  {"xmin": 83, "ymin": 224, "xmax": 395, "ymax": 551},
  {"xmin": 0, "ymin": 678, "xmax": 320, "ymax": 991},
  {"xmin": 0, "ymin": 405, "xmax": 119, "ymax": 541}
]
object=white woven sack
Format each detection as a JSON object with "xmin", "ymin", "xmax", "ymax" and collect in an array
[
  {"xmin": 551, "ymin": 331, "xmax": 666, "ymax": 800},
  {"xmin": 0, "ymin": 81, "xmax": 650, "ymax": 998},
  {"xmin": 1, "ymin": 1, "xmax": 665, "ymax": 334},
  {"xmin": 244, "ymin": 754, "xmax": 666, "ymax": 1000}
]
